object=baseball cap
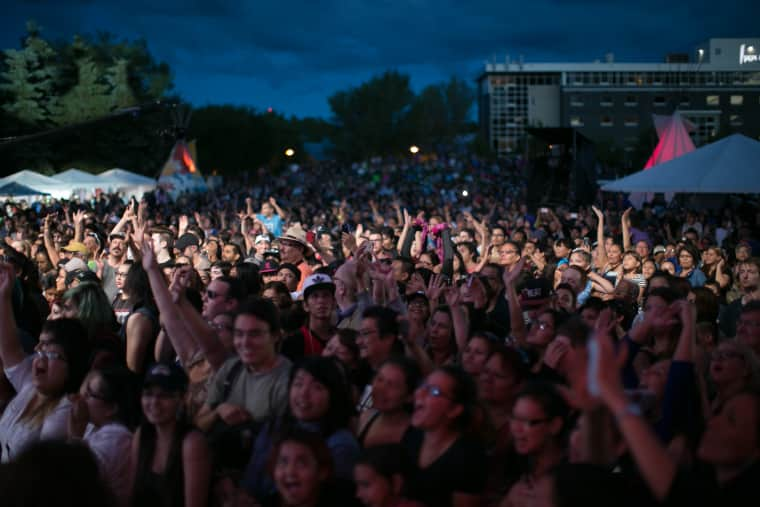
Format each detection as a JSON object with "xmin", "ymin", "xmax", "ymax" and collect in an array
[
  {"xmin": 520, "ymin": 277, "xmax": 553, "ymax": 307},
  {"xmin": 74, "ymin": 270, "xmax": 100, "ymax": 284},
  {"xmin": 406, "ymin": 290, "xmax": 429, "ymax": 304},
  {"xmin": 302, "ymin": 273, "xmax": 336, "ymax": 300},
  {"xmin": 143, "ymin": 362, "xmax": 188, "ymax": 393},
  {"xmin": 653, "ymin": 245, "xmax": 666, "ymax": 255},
  {"xmin": 62, "ymin": 240, "xmax": 88, "ymax": 254},
  {"xmin": 63, "ymin": 257, "xmax": 88, "ymax": 273},
  {"xmin": 175, "ymin": 233, "xmax": 200, "ymax": 251},
  {"xmin": 255, "ymin": 234, "xmax": 271, "ymax": 245},
  {"xmin": 260, "ymin": 260, "xmax": 280, "ymax": 274}
]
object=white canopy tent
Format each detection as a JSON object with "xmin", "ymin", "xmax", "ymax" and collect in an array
[
  {"xmin": 602, "ymin": 134, "xmax": 760, "ymax": 194},
  {"xmin": 0, "ymin": 170, "xmax": 74, "ymax": 199},
  {"xmin": 99, "ymin": 168, "xmax": 157, "ymax": 199}
]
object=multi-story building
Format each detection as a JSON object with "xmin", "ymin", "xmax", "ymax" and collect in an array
[{"xmin": 478, "ymin": 38, "xmax": 760, "ymax": 158}]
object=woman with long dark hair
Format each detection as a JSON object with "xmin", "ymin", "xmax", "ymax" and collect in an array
[
  {"xmin": 500, "ymin": 382, "xmax": 569, "ymax": 507},
  {"xmin": 402, "ymin": 365, "xmax": 487, "ymax": 507},
  {"xmin": 241, "ymin": 356, "xmax": 359, "ymax": 500},
  {"xmin": 356, "ymin": 357, "xmax": 421, "ymax": 448},
  {"xmin": 68, "ymin": 366, "xmax": 141, "ymax": 504},
  {"xmin": 0, "ymin": 263, "xmax": 91, "ymax": 462},
  {"xmin": 121, "ymin": 263, "xmax": 160, "ymax": 374},
  {"xmin": 128, "ymin": 362, "xmax": 210, "ymax": 507}
]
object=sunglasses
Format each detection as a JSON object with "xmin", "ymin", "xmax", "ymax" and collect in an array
[{"xmin": 34, "ymin": 349, "xmax": 67, "ymax": 362}]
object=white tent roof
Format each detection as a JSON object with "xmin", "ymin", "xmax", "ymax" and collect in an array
[
  {"xmin": 602, "ymin": 134, "xmax": 760, "ymax": 194},
  {"xmin": 0, "ymin": 170, "xmax": 73, "ymax": 198},
  {"xmin": 99, "ymin": 168, "xmax": 156, "ymax": 186},
  {"xmin": 53, "ymin": 168, "xmax": 105, "ymax": 186}
]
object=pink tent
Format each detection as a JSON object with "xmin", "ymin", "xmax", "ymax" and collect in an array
[{"xmin": 644, "ymin": 111, "xmax": 696, "ymax": 169}]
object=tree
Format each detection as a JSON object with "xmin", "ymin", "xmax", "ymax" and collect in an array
[
  {"xmin": 0, "ymin": 22, "xmax": 175, "ymax": 176},
  {"xmin": 329, "ymin": 70, "xmax": 415, "ymax": 160},
  {"xmin": 0, "ymin": 21, "xmax": 60, "ymax": 125},
  {"xmin": 53, "ymin": 56, "xmax": 111, "ymax": 125}
]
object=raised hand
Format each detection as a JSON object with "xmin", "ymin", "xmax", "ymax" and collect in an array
[
  {"xmin": 72, "ymin": 209, "xmax": 85, "ymax": 225},
  {"xmin": 179, "ymin": 214, "xmax": 189, "ymax": 232},
  {"xmin": 543, "ymin": 338, "xmax": 569, "ymax": 370},
  {"xmin": 425, "ymin": 273, "xmax": 445, "ymax": 303},
  {"xmin": 622, "ymin": 207, "xmax": 632, "ymax": 224},
  {"xmin": 141, "ymin": 236, "xmax": 157, "ymax": 271},
  {"xmin": 591, "ymin": 205, "xmax": 603, "ymax": 220},
  {"xmin": 443, "ymin": 285, "xmax": 462, "ymax": 308}
]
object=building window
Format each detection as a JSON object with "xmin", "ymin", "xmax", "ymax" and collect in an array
[
  {"xmin": 600, "ymin": 95, "xmax": 613, "ymax": 106},
  {"xmin": 731, "ymin": 95, "xmax": 744, "ymax": 106},
  {"xmin": 730, "ymin": 115, "xmax": 743, "ymax": 126},
  {"xmin": 653, "ymin": 96, "xmax": 666, "ymax": 107},
  {"xmin": 570, "ymin": 95, "xmax": 584, "ymax": 107},
  {"xmin": 624, "ymin": 95, "xmax": 637, "ymax": 106},
  {"xmin": 680, "ymin": 96, "xmax": 690, "ymax": 107},
  {"xmin": 624, "ymin": 116, "xmax": 639, "ymax": 127},
  {"xmin": 600, "ymin": 116, "xmax": 614, "ymax": 127},
  {"xmin": 706, "ymin": 95, "xmax": 720, "ymax": 106},
  {"xmin": 570, "ymin": 116, "xmax": 584, "ymax": 127}
]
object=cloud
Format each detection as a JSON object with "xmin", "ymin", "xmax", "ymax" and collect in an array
[{"xmin": 1, "ymin": 0, "xmax": 756, "ymax": 117}]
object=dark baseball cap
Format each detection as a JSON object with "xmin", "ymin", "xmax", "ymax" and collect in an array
[
  {"xmin": 143, "ymin": 362, "xmax": 188, "ymax": 393},
  {"xmin": 520, "ymin": 277, "xmax": 553, "ymax": 307}
]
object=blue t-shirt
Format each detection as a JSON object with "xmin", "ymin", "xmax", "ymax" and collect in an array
[{"xmin": 255, "ymin": 214, "xmax": 284, "ymax": 237}]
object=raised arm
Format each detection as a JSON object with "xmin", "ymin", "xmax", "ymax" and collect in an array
[
  {"xmin": 0, "ymin": 263, "xmax": 25, "ymax": 369},
  {"xmin": 110, "ymin": 200, "xmax": 135, "ymax": 237},
  {"xmin": 73, "ymin": 209, "xmax": 85, "ymax": 243},
  {"xmin": 141, "ymin": 239, "xmax": 198, "ymax": 366},
  {"xmin": 503, "ymin": 256, "xmax": 527, "ymax": 345},
  {"xmin": 592, "ymin": 206, "xmax": 608, "ymax": 270},
  {"xmin": 621, "ymin": 207, "xmax": 632, "ymax": 252},
  {"xmin": 42, "ymin": 215, "xmax": 60, "ymax": 268},
  {"xmin": 269, "ymin": 196, "xmax": 288, "ymax": 221},
  {"xmin": 594, "ymin": 326, "xmax": 677, "ymax": 502},
  {"xmin": 444, "ymin": 286, "xmax": 470, "ymax": 354}
]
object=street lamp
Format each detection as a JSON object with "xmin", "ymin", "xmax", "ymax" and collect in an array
[
  {"xmin": 409, "ymin": 145, "xmax": 419, "ymax": 155},
  {"xmin": 284, "ymin": 148, "xmax": 295, "ymax": 157}
]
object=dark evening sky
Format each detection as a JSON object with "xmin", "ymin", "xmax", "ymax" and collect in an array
[{"xmin": 2, "ymin": 0, "xmax": 757, "ymax": 118}]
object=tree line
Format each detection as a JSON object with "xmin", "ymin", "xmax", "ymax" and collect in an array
[{"xmin": 0, "ymin": 22, "xmax": 481, "ymax": 177}]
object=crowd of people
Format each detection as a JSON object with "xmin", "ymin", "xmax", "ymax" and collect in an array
[{"xmin": 0, "ymin": 155, "xmax": 759, "ymax": 507}]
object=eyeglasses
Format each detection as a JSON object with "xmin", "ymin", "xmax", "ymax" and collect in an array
[
  {"xmin": 34, "ymin": 349, "xmax": 67, "ymax": 362},
  {"xmin": 418, "ymin": 383, "xmax": 453, "ymax": 401},
  {"xmin": 509, "ymin": 415, "xmax": 551, "ymax": 427},
  {"xmin": 115, "ymin": 271, "xmax": 129, "ymax": 277},
  {"xmin": 500, "ymin": 249, "xmax": 519, "ymax": 255},
  {"xmin": 205, "ymin": 289, "xmax": 225, "ymax": 300}
]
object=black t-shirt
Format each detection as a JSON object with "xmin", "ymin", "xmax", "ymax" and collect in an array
[{"xmin": 401, "ymin": 428, "xmax": 487, "ymax": 507}]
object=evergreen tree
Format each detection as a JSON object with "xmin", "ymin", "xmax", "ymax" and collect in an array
[
  {"xmin": 53, "ymin": 56, "xmax": 111, "ymax": 124},
  {"xmin": 106, "ymin": 58, "xmax": 137, "ymax": 109},
  {"xmin": 0, "ymin": 22, "xmax": 60, "ymax": 125}
]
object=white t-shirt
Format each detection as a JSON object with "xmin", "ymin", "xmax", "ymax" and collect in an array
[
  {"xmin": 84, "ymin": 422, "xmax": 133, "ymax": 503},
  {"xmin": 0, "ymin": 356, "xmax": 71, "ymax": 462}
]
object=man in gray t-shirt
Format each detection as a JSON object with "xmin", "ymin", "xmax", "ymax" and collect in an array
[{"xmin": 195, "ymin": 299, "xmax": 291, "ymax": 430}]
